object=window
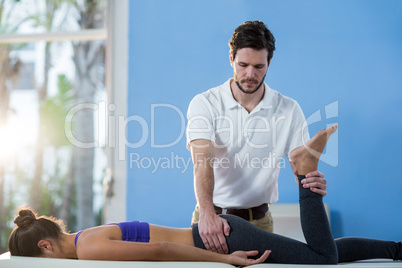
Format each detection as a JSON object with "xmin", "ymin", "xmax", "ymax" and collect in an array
[{"xmin": 0, "ymin": 0, "xmax": 124, "ymax": 253}]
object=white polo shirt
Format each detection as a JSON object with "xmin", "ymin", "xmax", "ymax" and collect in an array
[{"xmin": 186, "ymin": 79, "xmax": 309, "ymax": 208}]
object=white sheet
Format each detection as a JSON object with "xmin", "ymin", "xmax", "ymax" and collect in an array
[{"xmin": 1, "ymin": 252, "xmax": 401, "ymax": 268}]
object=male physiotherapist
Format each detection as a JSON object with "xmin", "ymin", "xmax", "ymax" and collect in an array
[{"xmin": 186, "ymin": 21, "xmax": 327, "ymax": 254}]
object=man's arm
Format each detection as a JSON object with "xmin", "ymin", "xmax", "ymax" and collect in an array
[
  {"xmin": 290, "ymin": 161, "xmax": 327, "ymax": 196},
  {"xmin": 190, "ymin": 139, "xmax": 230, "ymax": 254}
]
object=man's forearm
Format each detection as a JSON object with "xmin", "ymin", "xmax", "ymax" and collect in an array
[
  {"xmin": 190, "ymin": 140, "xmax": 217, "ymax": 214},
  {"xmin": 194, "ymin": 159, "xmax": 215, "ymax": 214}
]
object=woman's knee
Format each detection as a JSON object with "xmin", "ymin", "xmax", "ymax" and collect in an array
[{"xmin": 323, "ymin": 251, "xmax": 338, "ymax": 264}]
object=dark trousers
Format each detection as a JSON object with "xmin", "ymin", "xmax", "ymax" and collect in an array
[{"xmin": 192, "ymin": 175, "xmax": 402, "ymax": 264}]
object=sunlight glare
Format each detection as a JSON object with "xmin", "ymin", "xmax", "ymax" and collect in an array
[{"xmin": 0, "ymin": 124, "xmax": 23, "ymax": 163}]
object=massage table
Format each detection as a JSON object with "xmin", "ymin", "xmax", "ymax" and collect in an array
[
  {"xmin": 1, "ymin": 252, "xmax": 401, "ymax": 267},
  {"xmin": 2, "ymin": 205, "xmax": 400, "ymax": 267}
]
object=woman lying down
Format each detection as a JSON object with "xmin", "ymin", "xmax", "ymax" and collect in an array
[{"xmin": 8, "ymin": 124, "xmax": 402, "ymax": 266}]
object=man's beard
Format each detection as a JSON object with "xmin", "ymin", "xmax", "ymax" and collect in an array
[{"xmin": 235, "ymin": 74, "xmax": 266, "ymax": 94}]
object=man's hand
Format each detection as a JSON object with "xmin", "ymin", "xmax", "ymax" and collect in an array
[
  {"xmin": 290, "ymin": 160, "xmax": 327, "ymax": 196},
  {"xmin": 302, "ymin": 170, "xmax": 327, "ymax": 196},
  {"xmin": 198, "ymin": 211, "xmax": 230, "ymax": 254},
  {"xmin": 228, "ymin": 250, "xmax": 271, "ymax": 266},
  {"xmin": 293, "ymin": 168, "xmax": 327, "ymax": 196}
]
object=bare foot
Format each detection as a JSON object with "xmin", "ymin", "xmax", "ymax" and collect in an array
[{"xmin": 290, "ymin": 124, "xmax": 338, "ymax": 175}]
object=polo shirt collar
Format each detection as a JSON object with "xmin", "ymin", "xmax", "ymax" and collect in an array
[
  {"xmin": 222, "ymin": 78, "xmax": 275, "ymax": 110},
  {"xmin": 258, "ymin": 84, "xmax": 275, "ymax": 110},
  {"xmin": 222, "ymin": 79, "xmax": 239, "ymax": 109}
]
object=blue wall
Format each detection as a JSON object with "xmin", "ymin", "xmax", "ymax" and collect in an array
[{"xmin": 127, "ymin": 0, "xmax": 402, "ymax": 240}]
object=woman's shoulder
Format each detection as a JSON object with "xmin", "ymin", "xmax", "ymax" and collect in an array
[{"xmin": 76, "ymin": 224, "xmax": 123, "ymax": 246}]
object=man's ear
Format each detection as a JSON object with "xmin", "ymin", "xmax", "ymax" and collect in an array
[
  {"xmin": 38, "ymin": 240, "xmax": 52, "ymax": 252},
  {"xmin": 229, "ymin": 51, "xmax": 234, "ymax": 67},
  {"xmin": 268, "ymin": 58, "xmax": 272, "ymax": 67}
]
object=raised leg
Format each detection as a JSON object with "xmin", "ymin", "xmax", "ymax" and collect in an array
[
  {"xmin": 290, "ymin": 123, "xmax": 402, "ymax": 262},
  {"xmin": 291, "ymin": 124, "xmax": 339, "ymax": 262}
]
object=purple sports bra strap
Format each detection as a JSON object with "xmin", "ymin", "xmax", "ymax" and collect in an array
[{"xmin": 74, "ymin": 230, "xmax": 84, "ymax": 247}]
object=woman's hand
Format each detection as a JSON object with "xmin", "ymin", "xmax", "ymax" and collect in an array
[{"xmin": 228, "ymin": 250, "xmax": 271, "ymax": 266}]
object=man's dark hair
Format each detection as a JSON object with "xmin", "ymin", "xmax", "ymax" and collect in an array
[{"xmin": 229, "ymin": 21, "xmax": 276, "ymax": 63}]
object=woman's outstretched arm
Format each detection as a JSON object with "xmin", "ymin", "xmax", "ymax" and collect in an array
[{"xmin": 77, "ymin": 238, "xmax": 270, "ymax": 266}]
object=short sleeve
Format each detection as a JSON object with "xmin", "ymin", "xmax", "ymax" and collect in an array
[
  {"xmin": 186, "ymin": 94, "xmax": 216, "ymax": 149},
  {"xmin": 285, "ymin": 101, "xmax": 310, "ymax": 162}
]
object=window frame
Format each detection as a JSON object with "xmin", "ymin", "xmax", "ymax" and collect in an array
[
  {"xmin": 0, "ymin": 0, "xmax": 128, "ymax": 222},
  {"xmin": 103, "ymin": 0, "xmax": 128, "ymax": 222}
]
